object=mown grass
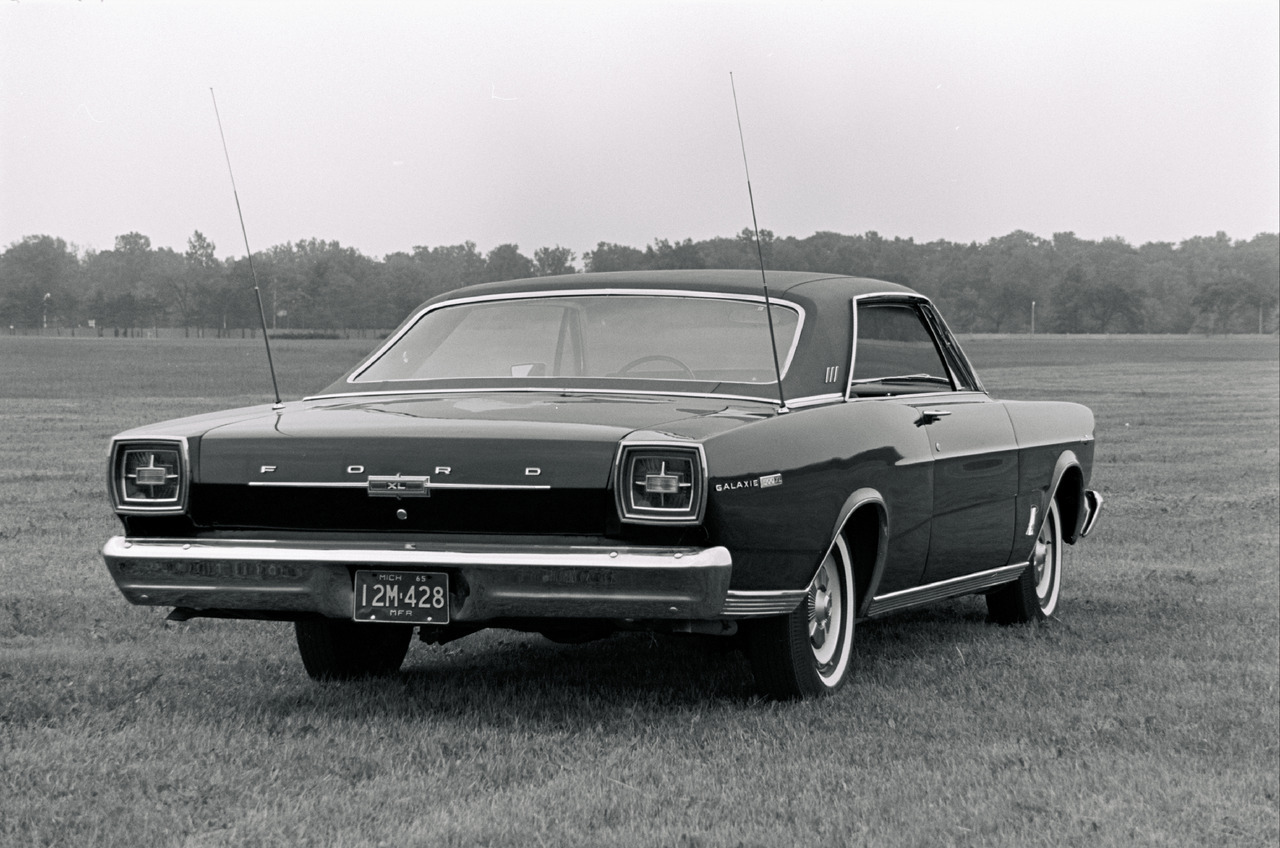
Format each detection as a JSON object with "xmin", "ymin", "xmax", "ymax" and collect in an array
[{"xmin": 0, "ymin": 334, "xmax": 1276, "ymax": 847}]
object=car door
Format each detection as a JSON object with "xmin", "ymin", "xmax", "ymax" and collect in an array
[
  {"xmin": 914, "ymin": 396, "xmax": 1017, "ymax": 582},
  {"xmin": 850, "ymin": 297, "xmax": 1017, "ymax": 587}
]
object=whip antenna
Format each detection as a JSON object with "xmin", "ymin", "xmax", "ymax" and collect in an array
[
  {"xmin": 210, "ymin": 88, "xmax": 283, "ymax": 410},
  {"xmin": 730, "ymin": 73, "xmax": 788, "ymax": 412}
]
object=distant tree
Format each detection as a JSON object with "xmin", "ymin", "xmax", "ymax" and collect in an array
[
  {"xmin": 185, "ymin": 231, "xmax": 218, "ymax": 269},
  {"xmin": 645, "ymin": 238, "xmax": 703, "ymax": 270},
  {"xmin": 1052, "ymin": 248, "xmax": 1145, "ymax": 334},
  {"xmin": 6, "ymin": 225, "xmax": 1278, "ymax": 335},
  {"xmin": 1192, "ymin": 271, "xmax": 1252, "ymax": 333},
  {"xmin": 1233, "ymin": 233, "xmax": 1280, "ymax": 332},
  {"xmin": 484, "ymin": 243, "xmax": 534, "ymax": 282},
  {"xmin": 919, "ymin": 241, "xmax": 989, "ymax": 332},
  {"xmin": 0, "ymin": 235, "xmax": 82, "ymax": 328},
  {"xmin": 372, "ymin": 252, "xmax": 435, "ymax": 324},
  {"xmin": 114, "ymin": 232, "xmax": 152, "ymax": 254},
  {"xmin": 979, "ymin": 231, "xmax": 1050, "ymax": 332},
  {"xmin": 1177, "ymin": 231, "xmax": 1278, "ymax": 332},
  {"xmin": 583, "ymin": 241, "xmax": 647, "ymax": 272},
  {"xmin": 411, "ymin": 242, "xmax": 487, "ymax": 293},
  {"xmin": 166, "ymin": 231, "xmax": 221, "ymax": 331},
  {"xmin": 533, "ymin": 245, "xmax": 577, "ymax": 276},
  {"xmin": 693, "ymin": 234, "xmax": 756, "ymax": 270},
  {"xmin": 792, "ymin": 231, "xmax": 867, "ymax": 276},
  {"xmin": 208, "ymin": 257, "xmax": 259, "ymax": 335},
  {"xmin": 731, "ymin": 227, "xmax": 775, "ymax": 268},
  {"xmin": 290, "ymin": 239, "xmax": 375, "ymax": 330},
  {"xmin": 81, "ymin": 232, "xmax": 169, "ymax": 332},
  {"xmin": 1135, "ymin": 242, "xmax": 1195, "ymax": 333}
]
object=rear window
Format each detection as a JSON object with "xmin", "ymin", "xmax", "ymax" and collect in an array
[{"xmin": 354, "ymin": 294, "xmax": 802, "ymax": 386}]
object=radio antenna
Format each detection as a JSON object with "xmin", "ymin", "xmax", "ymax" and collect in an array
[
  {"xmin": 210, "ymin": 88, "xmax": 283, "ymax": 410},
  {"xmin": 730, "ymin": 73, "xmax": 788, "ymax": 413}
]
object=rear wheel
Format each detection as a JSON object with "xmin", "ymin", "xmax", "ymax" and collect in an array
[
  {"xmin": 294, "ymin": 619, "xmax": 413, "ymax": 680},
  {"xmin": 988, "ymin": 498, "xmax": 1063, "ymax": 624},
  {"xmin": 746, "ymin": 535, "xmax": 856, "ymax": 699}
]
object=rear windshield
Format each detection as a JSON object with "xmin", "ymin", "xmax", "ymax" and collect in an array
[{"xmin": 353, "ymin": 294, "xmax": 802, "ymax": 385}]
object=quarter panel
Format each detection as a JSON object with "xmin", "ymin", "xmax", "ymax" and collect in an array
[
  {"xmin": 701, "ymin": 401, "xmax": 933, "ymax": 593},
  {"xmin": 1004, "ymin": 400, "xmax": 1096, "ymax": 556}
]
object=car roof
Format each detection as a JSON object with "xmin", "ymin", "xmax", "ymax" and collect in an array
[
  {"xmin": 319, "ymin": 270, "xmax": 937, "ymax": 405},
  {"xmin": 419, "ymin": 270, "xmax": 920, "ymax": 308}
]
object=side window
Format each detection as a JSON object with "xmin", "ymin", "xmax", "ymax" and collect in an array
[
  {"xmin": 920, "ymin": 303, "xmax": 981, "ymax": 392},
  {"xmin": 850, "ymin": 301, "xmax": 953, "ymax": 394}
]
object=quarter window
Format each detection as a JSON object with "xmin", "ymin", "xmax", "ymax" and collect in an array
[{"xmin": 850, "ymin": 301, "xmax": 953, "ymax": 394}]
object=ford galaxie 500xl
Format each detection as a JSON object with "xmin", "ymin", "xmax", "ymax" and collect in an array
[{"xmin": 102, "ymin": 270, "xmax": 1101, "ymax": 698}]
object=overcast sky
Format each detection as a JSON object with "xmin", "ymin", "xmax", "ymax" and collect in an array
[{"xmin": 2, "ymin": 0, "xmax": 1277, "ymax": 263}]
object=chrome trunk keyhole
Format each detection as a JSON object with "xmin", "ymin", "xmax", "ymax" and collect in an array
[{"xmin": 396, "ymin": 509, "xmax": 408, "ymax": 520}]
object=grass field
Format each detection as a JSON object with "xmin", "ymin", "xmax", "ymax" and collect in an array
[{"xmin": 1, "ymin": 334, "xmax": 1277, "ymax": 847}]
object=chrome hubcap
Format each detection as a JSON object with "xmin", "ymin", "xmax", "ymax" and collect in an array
[
  {"xmin": 808, "ymin": 556, "xmax": 842, "ymax": 666},
  {"xmin": 1032, "ymin": 506, "xmax": 1059, "ymax": 606},
  {"xmin": 812, "ymin": 587, "xmax": 832, "ymax": 641},
  {"xmin": 1032, "ymin": 538, "xmax": 1049, "ymax": 586}
]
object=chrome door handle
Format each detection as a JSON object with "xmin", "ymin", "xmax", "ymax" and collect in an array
[{"xmin": 917, "ymin": 408, "xmax": 952, "ymax": 425}]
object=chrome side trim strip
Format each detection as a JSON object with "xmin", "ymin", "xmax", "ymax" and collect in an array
[
  {"xmin": 865, "ymin": 563, "xmax": 1027, "ymax": 618},
  {"xmin": 720, "ymin": 589, "xmax": 806, "ymax": 618},
  {"xmin": 246, "ymin": 481, "xmax": 552, "ymax": 491},
  {"xmin": 248, "ymin": 482, "xmax": 364, "ymax": 489}
]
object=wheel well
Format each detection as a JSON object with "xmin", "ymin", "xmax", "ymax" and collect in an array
[
  {"xmin": 843, "ymin": 506, "xmax": 883, "ymax": 610},
  {"xmin": 1054, "ymin": 466, "xmax": 1084, "ymax": 543}
]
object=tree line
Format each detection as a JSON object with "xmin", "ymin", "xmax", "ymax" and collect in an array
[{"xmin": 2, "ymin": 227, "xmax": 1276, "ymax": 335}]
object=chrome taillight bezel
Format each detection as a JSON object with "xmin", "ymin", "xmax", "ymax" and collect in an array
[
  {"xmin": 613, "ymin": 442, "xmax": 707, "ymax": 526},
  {"xmin": 108, "ymin": 437, "xmax": 190, "ymax": 514}
]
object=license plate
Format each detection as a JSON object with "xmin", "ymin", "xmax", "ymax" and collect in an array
[{"xmin": 353, "ymin": 570, "xmax": 449, "ymax": 624}]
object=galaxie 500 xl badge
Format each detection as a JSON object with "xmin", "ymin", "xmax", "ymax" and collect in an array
[
  {"xmin": 368, "ymin": 475, "xmax": 430, "ymax": 497},
  {"xmin": 715, "ymin": 473, "xmax": 783, "ymax": 492}
]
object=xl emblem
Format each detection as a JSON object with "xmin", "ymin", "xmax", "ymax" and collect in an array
[{"xmin": 367, "ymin": 475, "xmax": 430, "ymax": 498}]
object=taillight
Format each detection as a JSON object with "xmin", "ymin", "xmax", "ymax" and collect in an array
[
  {"xmin": 614, "ymin": 444, "xmax": 706, "ymax": 525},
  {"xmin": 110, "ymin": 439, "xmax": 189, "ymax": 513}
]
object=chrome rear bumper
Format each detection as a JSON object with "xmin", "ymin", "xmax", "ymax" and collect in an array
[{"xmin": 102, "ymin": 536, "xmax": 733, "ymax": 622}]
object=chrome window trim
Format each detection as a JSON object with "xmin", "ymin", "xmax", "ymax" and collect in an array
[
  {"xmin": 612, "ymin": 440, "xmax": 708, "ymax": 526},
  {"xmin": 784, "ymin": 392, "xmax": 845, "ymax": 410},
  {"xmin": 844, "ymin": 292, "xmax": 976, "ymax": 402},
  {"xmin": 346, "ymin": 288, "xmax": 807, "ymax": 385},
  {"xmin": 850, "ymin": 390, "xmax": 989, "ymax": 404},
  {"xmin": 304, "ymin": 386, "xmax": 787, "ymax": 405},
  {"xmin": 109, "ymin": 436, "xmax": 191, "ymax": 515},
  {"xmin": 922, "ymin": 301, "xmax": 984, "ymax": 393}
]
